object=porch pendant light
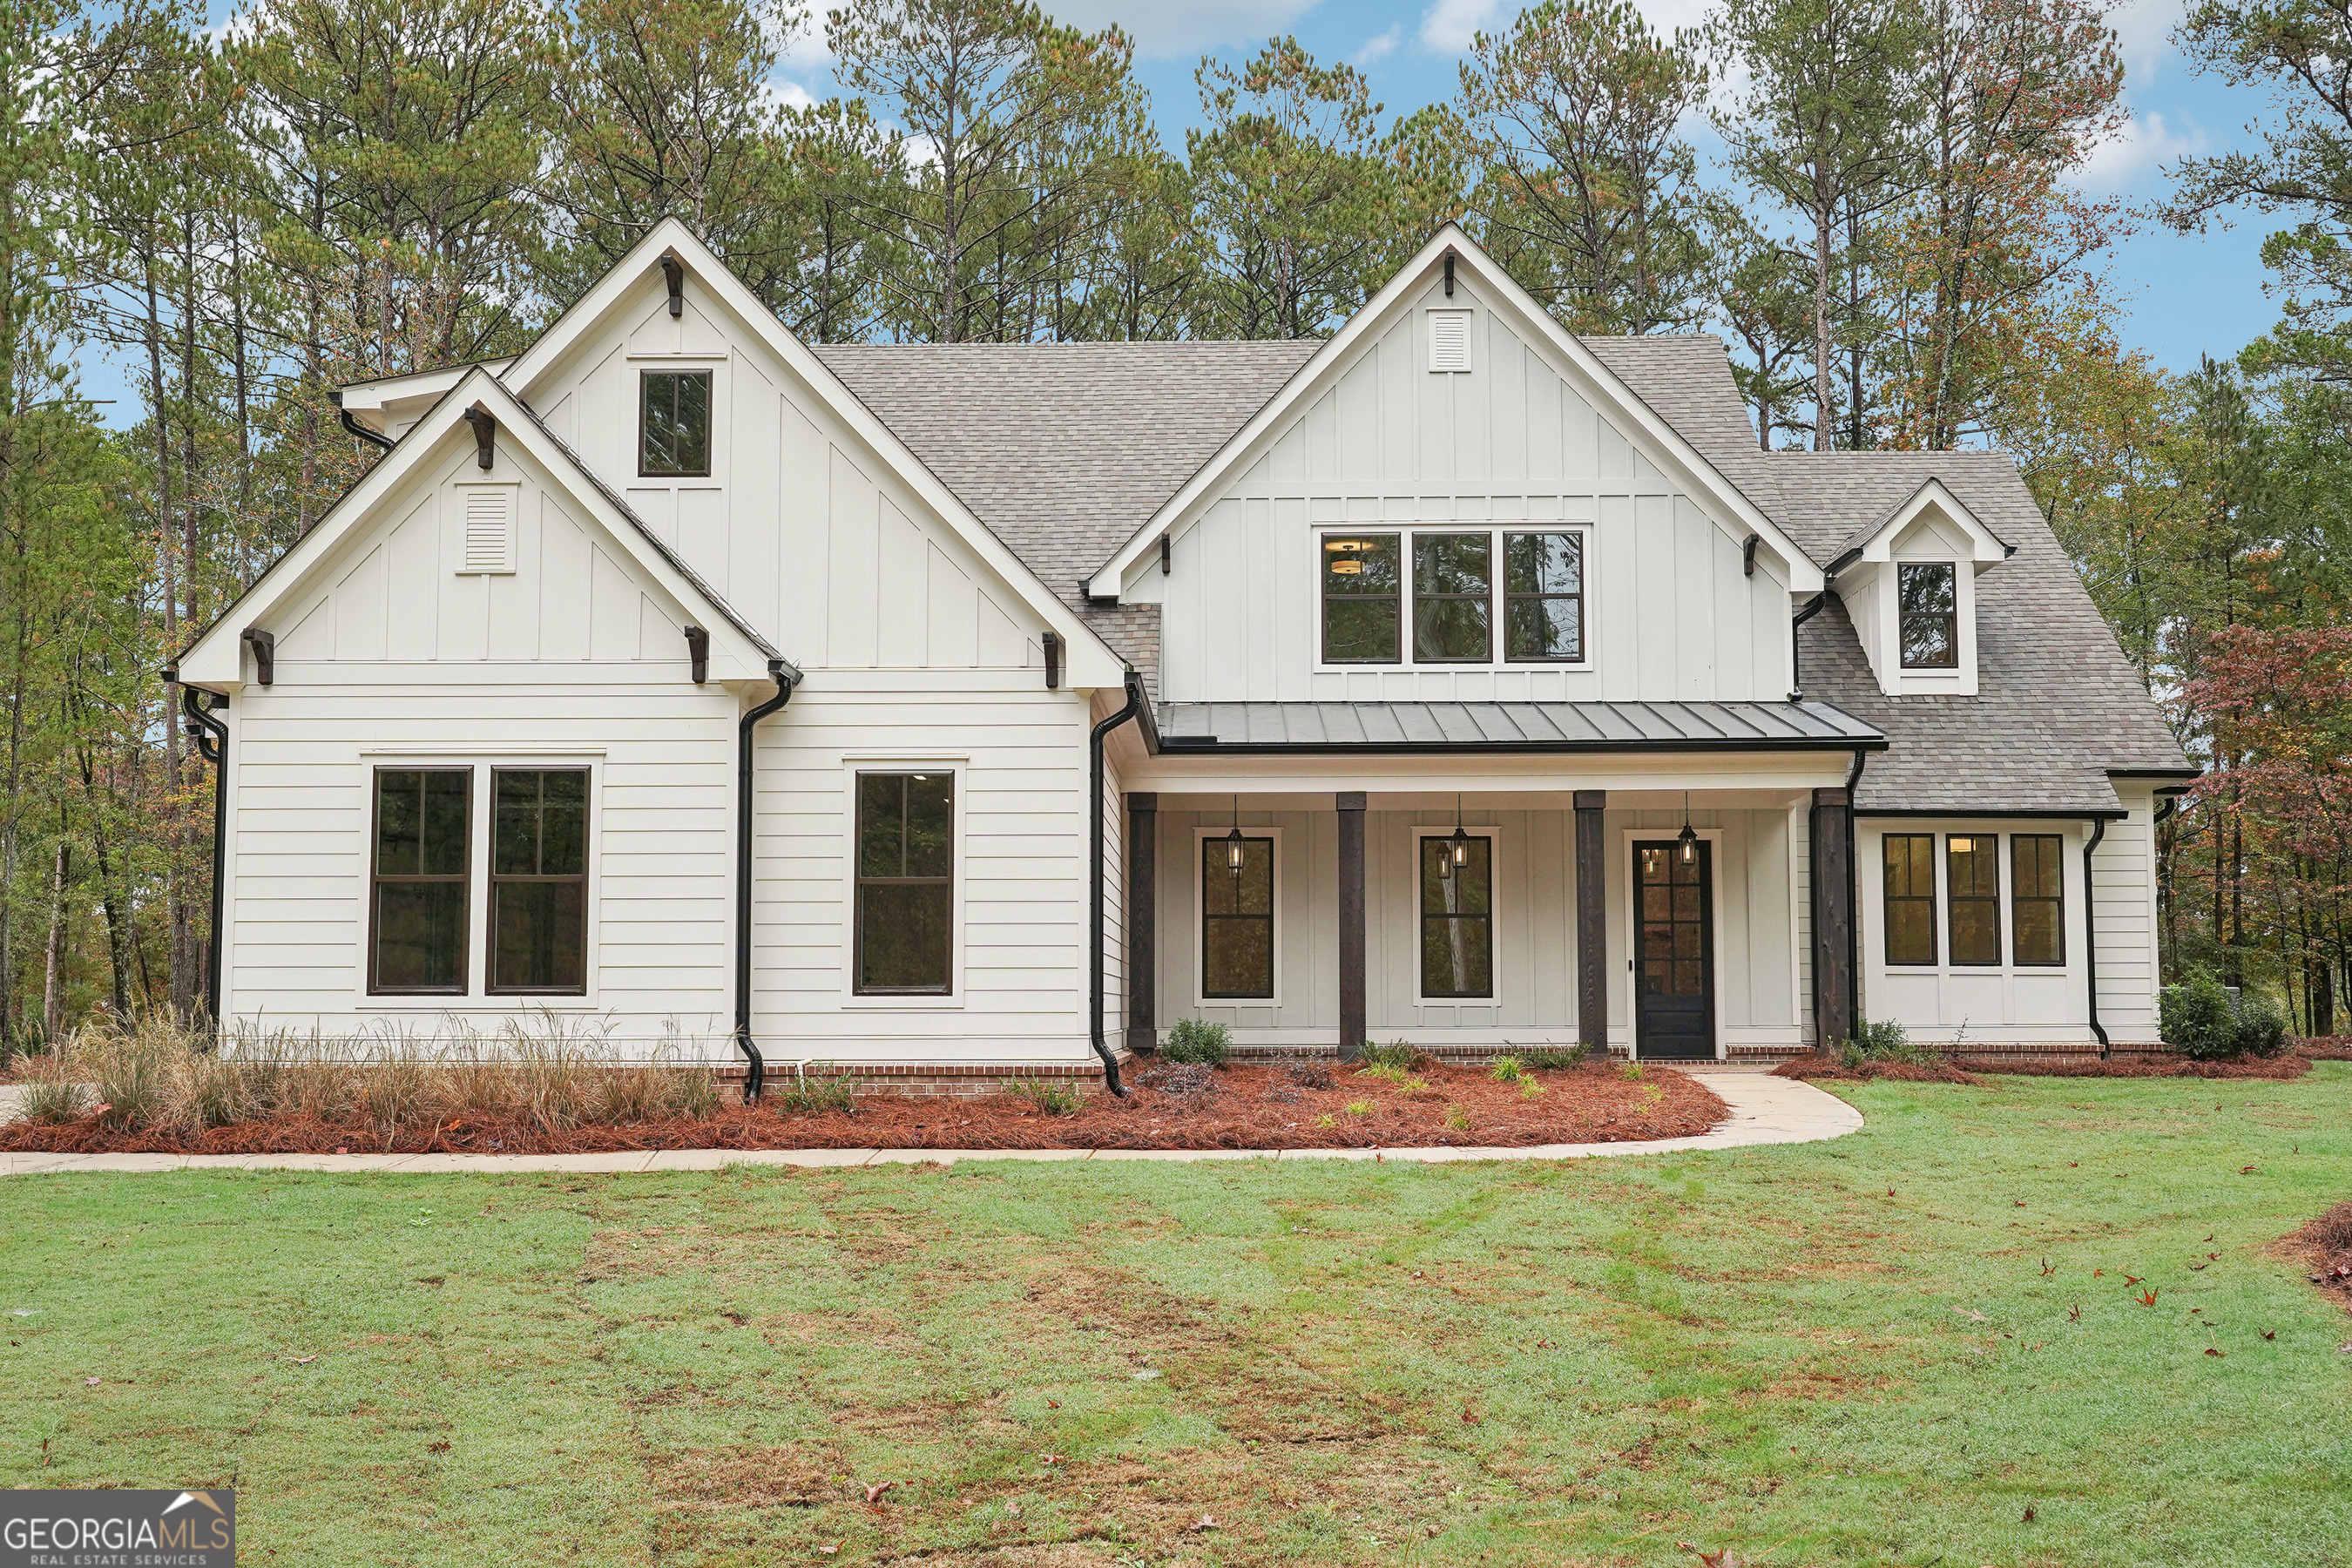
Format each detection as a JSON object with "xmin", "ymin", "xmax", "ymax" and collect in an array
[
  {"xmin": 1226, "ymin": 795, "xmax": 1246, "ymax": 878},
  {"xmin": 1449, "ymin": 793, "xmax": 1471, "ymax": 871},
  {"xmin": 1677, "ymin": 790, "xmax": 1698, "ymax": 863}
]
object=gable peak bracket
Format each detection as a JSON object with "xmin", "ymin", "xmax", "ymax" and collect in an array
[
  {"xmin": 462, "ymin": 402, "xmax": 497, "ymax": 470},
  {"xmin": 684, "ymin": 625, "xmax": 709, "ymax": 685},
  {"xmin": 240, "ymin": 626, "xmax": 276, "ymax": 686},
  {"xmin": 1743, "ymin": 534, "xmax": 1761, "ymax": 578},
  {"xmin": 1443, "ymin": 251, "xmax": 1455, "ymax": 297},
  {"xmin": 1043, "ymin": 630, "xmax": 1063, "ymax": 690},
  {"xmin": 660, "ymin": 251, "xmax": 685, "ymax": 318}
]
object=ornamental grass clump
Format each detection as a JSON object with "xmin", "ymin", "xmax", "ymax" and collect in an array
[{"xmin": 1514, "ymin": 1045, "xmax": 1591, "ymax": 1071}]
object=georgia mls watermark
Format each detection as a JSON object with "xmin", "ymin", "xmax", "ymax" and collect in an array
[{"xmin": 2, "ymin": 1490, "xmax": 233, "ymax": 1568}]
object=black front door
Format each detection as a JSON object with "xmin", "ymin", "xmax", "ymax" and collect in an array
[{"xmin": 1634, "ymin": 840, "xmax": 1715, "ymax": 1060}]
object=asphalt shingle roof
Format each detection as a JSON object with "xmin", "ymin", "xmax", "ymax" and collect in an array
[{"xmin": 815, "ymin": 333, "xmax": 2189, "ymax": 811}]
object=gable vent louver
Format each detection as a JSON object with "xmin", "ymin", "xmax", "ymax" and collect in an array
[
  {"xmin": 457, "ymin": 487, "xmax": 516, "ymax": 574},
  {"xmin": 1429, "ymin": 309, "xmax": 1471, "ymax": 374}
]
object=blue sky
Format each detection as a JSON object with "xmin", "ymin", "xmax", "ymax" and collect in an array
[{"xmin": 81, "ymin": 0, "xmax": 2282, "ymax": 424}]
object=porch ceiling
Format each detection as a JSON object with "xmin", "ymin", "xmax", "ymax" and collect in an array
[{"xmin": 1152, "ymin": 700, "xmax": 1884, "ymax": 754}]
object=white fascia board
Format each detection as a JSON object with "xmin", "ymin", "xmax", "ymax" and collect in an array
[
  {"xmin": 1840, "ymin": 478, "xmax": 2010, "ymax": 573},
  {"xmin": 498, "ymin": 219, "xmax": 1126, "ymax": 690},
  {"xmin": 339, "ymin": 360, "xmax": 517, "ymax": 429},
  {"xmin": 1085, "ymin": 223, "xmax": 1825, "ymax": 598},
  {"xmin": 178, "ymin": 368, "xmax": 778, "ymax": 689}
]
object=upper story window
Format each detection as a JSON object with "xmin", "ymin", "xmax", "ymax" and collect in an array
[
  {"xmin": 1898, "ymin": 563, "xmax": 1958, "ymax": 668},
  {"xmin": 1321, "ymin": 528, "xmax": 1588, "ymax": 668},
  {"xmin": 1321, "ymin": 534, "xmax": 1401, "ymax": 663},
  {"xmin": 639, "ymin": 369, "xmax": 711, "ymax": 476}
]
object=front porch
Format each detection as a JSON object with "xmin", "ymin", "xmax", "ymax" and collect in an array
[{"xmin": 1121, "ymin": 774, "xmax": 1865, "ymax": 1064}]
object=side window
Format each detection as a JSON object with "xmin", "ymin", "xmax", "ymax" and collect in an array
[
  {"xmin": 1946, "ymin": 834, "xmax": 2000, "ymax": 964},
  {"xmin": 1898, "ymin": 563, "xmax": 1958, "ymax": 668},
  {"xmin": 1419, "ymin": 835, "xmax": 1493, "ymax": 998},
  {"xmin": 489, "ymin": 769, "xmax": 589, "ymax": 994},
  {"xmin": 1200, "ymin": 836, "xmax": 1274, "ymax": 999},
  {"xmin": 1413, "ymin": 532, "xmax": 1492, "ymax": 662},
  {"xmin": 855, "ymin": 772, "xmax": 954, "ymax": 994},
  {"xmin": 371, "ymin": 768, "xmax": 471, "ymax": 994},
  {"xmin": 1321, "ymin": 534, "xmax": 1400, "ymax": 663},
  {"xmin": 1882, "ymin": 833, "xmax": 1936, "ymax": 965},
  {"xmin": 1503, "ymin": 531, "xmax": 1583, "ymax": 661},
  {"xmin": 639, "ymin": 369, "xmax": 712, "ymax": 476},
  {"xmin": 2011, "ymin": 834, "xmax": 2065, "ymax": 965}
]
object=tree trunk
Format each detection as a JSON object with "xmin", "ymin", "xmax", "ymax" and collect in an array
[{"xmin": 41, "ymin": 836, "xmax": 67, "ymax": 1044}]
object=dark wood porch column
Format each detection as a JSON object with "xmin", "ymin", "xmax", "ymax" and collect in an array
[
  {"xmin": 1337, "ymin": 791, "xmax": 1367, "ymax": 1060},
  {"xmin": 1573, "ymin": 790, "xmax": 1607, "ymax": 1051},
  {"xmin": 1810, "ymin": 787, "xmax": 1855, "ymax": 1048},
  {"xmin": 1124, "ymin": 792, "xmax": 1157, "ymax": 1055}
]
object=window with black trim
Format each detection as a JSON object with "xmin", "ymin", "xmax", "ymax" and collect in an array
[
  {"xmin": 1321, "ymin": 534, "xmax": 1400, "ymax": 663},
  {"xmin": 487, "ymin": 769, "xmax": 589, "ymax": 994},
  {"xmin": 1413, "ymin": 532, "xmax": 1491, "ymax": 661},
  {"xmin": 855, "ymin": 772, "xmax": 954, "ymax": 994},
  {"xmin": 1504, "ymin": 531, "xmax": 1583, "ymax": 661},
  {"xmin": 1419, "ymin": 835, "xmax": 1493, "ymax": 998},
  {"xmin": 371, "ymin": 768, "xmax": 470, "ymax": 994},
  {"xmin": 2011, "ymin": 834, "xmax": 2065, "ymax": 965},
  {"xmin": 1898, "ymin": 563, "xmax": 1958, "ymax": 668},
  {"xmin": 639, "ymin": 369, "xmax": 712, "ymax": 476},
  {"xmin": 1882, "ymin": 833, "xmax": 1936, "ymax": 965},
  {"xmin": 1947, "ymin": 834, "xmax": 2000, "ymax": 965},
  {"xmin": 1200, "ymin": 836, "xmax": 1274, "ymax": 998}
]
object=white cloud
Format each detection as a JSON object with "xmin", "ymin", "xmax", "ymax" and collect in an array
[
  {"xmin": 760, "ymin": 76, "xmax": 819, "ymax": 114},
  {"xmin": 2074, "ymin": 105, "xmax": 2207, "ymax": 191},
  {"xmin": 1044, "ymin": 0, "xmax": 1323, "ymax": 60},
  {"xmin": 1418, "ymin": 0, "xmax": 1502, "ymax": 52},
  {"xmin": 1356, "ymin": 23, "xmax": 1402, "ymax": 65},
  {"xmin": 2105, "ymin": 0, "xmax": 2187, "ymax": 85}
]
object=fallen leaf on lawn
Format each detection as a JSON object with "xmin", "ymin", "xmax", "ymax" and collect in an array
[
  {"xmin": 1192, "ymin": 1516, "xmax": 1220, "ymax": 1531},
  {"xmin": 1132, "ymin": 1369, "xmax": 1160, "ymax": 1381},
  {"xmin": 1952, "ymin": 1307, "xmax": 1988, "ymax": 1322},
  {"xmin": 957, "ymin": 1498, "xmax": 973, "ymax": 1507},
  {"xmin": 818, "ymin": 1545, "xmax": 839, "ymax": 1557},
  {"xmin": 1462, "ymin": 1408, "xmax": 1480, "ymax": 1423},
  {"xmin": 426, "ymin": 1440, "xmax": 449, "ymax": 1453},
  {"xmin": 2240, "ymin": 1166, "xmax": 2257, "ymax": 1174},
  {"xmin": 1005, "ymin": 1502, "xmax": 1023, "ymax": 1518},
  {"xmin": 864, "ymin": 1482, "xmax": 896, "ymax": 1505},
  {"xmin": 2125, "ymin": 1275, "xmax": 2143, "ymax": 1284},
  {"xmin": 2022, "ymin": 1505, "xmax": 2037, "ymax": 1523},
  {"xmin": 2262, "ymin": 1330, "xmax": 2276, "ymax": 1341},
  {"xmin": 2206, "ymin": 1348, "xmax": 2224, "ymax": 1357},
  {"xmin": 82, "ymin": 1377, "xmax": 98, "ymax": 1387},
  {"xmin": 2190, "ymin": 1262, "xmax": 2209, "ymax": 1272},
  {"xmin": 2014, "ymin": 1200, "xmax": 2027, "ymax": 1207},
  {"xmin": 1046, "ymin": 1399, "xmax": 1060, "ymax": 1409},
  {"xmin": 1037, "ymin": 1454, "xmax": 1064, "ymax": 1465},
  {"xmin": 1535, "ymin": 1339, "xmax": 1556, "ymax": 1349},
  {"xmin": 290, "ymin": 1355, "xmax": 318, "ymax": 1364}
]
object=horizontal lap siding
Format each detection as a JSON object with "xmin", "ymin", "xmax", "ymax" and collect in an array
[
  {"xmin": 224, "ymin": 678, "xmax": 739, "ymax": 1050},
  {"xmin": 2093, "ymin": 790, "xmax": 2161, "ymax": 1043}
]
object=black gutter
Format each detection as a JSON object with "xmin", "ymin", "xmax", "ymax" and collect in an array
[
  {"xmin": 1089, "ymin": 671, "xmax": 1146, "ymax": 1097},
  {"xmin": 735, "ymin": 660, "xmax": 795, "ymax": 1104},
  {"xmin": 329, "ymin": 387, "xmax": 396, "ymax": 453},
  {"xmin": 1845, "ymin": 747, "xmax": 1866, "ymax": 1036},
  {"xmin": 1789, "ymin": 591, "xmax": 1828, "ymax": 699},
  {"xmin": 175, "ymin": 677, "xmax": 229, "ymax": 1030},
  {"xmin": 2085, "ymin": 815, "xmax": 2110, "ymax": 1058}
]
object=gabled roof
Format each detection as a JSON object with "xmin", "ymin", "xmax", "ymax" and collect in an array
[
  {"xmin": 177, "ymin": 368, "xmax": 782, "ymax": 688},
  {"xmin": 1826, "ymin": 476, "xmax": 2009, "ymax": 572},
  {"xmin": 1083, "ymin": 226, "xmax": 1828, "ymax": 599}
]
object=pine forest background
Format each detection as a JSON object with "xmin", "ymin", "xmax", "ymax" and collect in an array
[{"xmin": 0, "ymin": 0, "xmax": 2347, "ymax": 1052}]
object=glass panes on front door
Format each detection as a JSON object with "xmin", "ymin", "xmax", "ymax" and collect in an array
[
  {"xmin": 371, "ymin": 768, "xmax": 471, "ymax": 993},
  {"xmin": 1200, "ymin": 837, "xmax": 1274, "ymax": 998},
  {"xmin": 1419, "ymin": 835, "xmax": 1492, "ymax": 998},
  {"xmin": 855, "ymin": 772, "xmax": 954, "ymax": 994}
]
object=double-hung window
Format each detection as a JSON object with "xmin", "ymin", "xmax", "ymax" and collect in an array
[
  {"xmin": 1419, "ymin": 835, "xmax": 1494, "ymax": 999},
  {"xmin": 2011, "ymin": 835, "xmax": 2065, "ymax": 965},
  {"xmin": 1946, "ymin": 834, "xmax": 2000, "ymax": 965},
  {"xmin": 855, "ymin": 772, "xmax": 954, "ymax": 994},
  {"xmin": 1200, "ymin": 836, "xmax": 1275, "ymax": 999},
  {"xmin": 1320, "ymin": 527, "xmax": 1588, "ymax": 667},
  {"xmin": 1882, "ymin": 833, "xmax": 1937, "ymax": 965},
  {"xmin": 1898, "ymin": 563, "xmax": 1958, "ymax": 668},
  {"xmin": 490, "ymin": 769, "xmax": 589, "ymax": 994},
  {"xmin": 371, "ymin": 768, "xmax": 472, "ymax": 994}
]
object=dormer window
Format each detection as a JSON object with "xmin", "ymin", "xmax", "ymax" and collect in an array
[
  {"xmin": 639, "ymin": 369, "xmax": 711, "ymax": 476},
  {"xmin": 1897, "ymin": 563, "xmax": 1958, "ymax": 669}
]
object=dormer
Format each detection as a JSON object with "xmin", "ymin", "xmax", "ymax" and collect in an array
[{"xmin": 1828, "ymin": 479, "xmax": 2009, "ymax": 697}]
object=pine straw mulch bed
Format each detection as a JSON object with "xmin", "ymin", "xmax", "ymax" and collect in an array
[
  {"xmin": 1772, "ymin": 1058, "xmax": 1983, "ymax": 1086},
  {"xmin": 0, "ymin": 1060, "xmax": 1727, "ymax": 1156},
  {"xmin": 2283, "ymin": 1201, "xmax": 2352, "ymax": 1316},
  {"xmin": 2300, "ymin": 1036, "xmax": 2352, "ymax": 1061},
  {"xmin": 1775, "ymin": 1049, "xmax": 2334, "ymax": 1085}
]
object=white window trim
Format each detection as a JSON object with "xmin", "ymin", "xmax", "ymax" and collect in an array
[
  {"xmin": 1313, "ymin": 524, "xmax": 1595, "ymax": 674},
  {"xmin": 1192, "ymin": 824, "xmax": 1285, "ymax": 1009},
  {"xmin": 1618, "ymin": 826, "xmax": 1727, "ymax": 1061},
  {"xmin": 1412, "ymin": 824, "xmax": 1504, "ymax": 1009},
  {"xmin": 838, "ymin": 757, "xmax": 967, "ymax": 1010},
  {"xmin": 352, "ymin": 754, "xmax": 603, "ymax": 1010},
  {"xmin": 1864, "ymin": 823, "xmax": 2078, "ymax": 981}
]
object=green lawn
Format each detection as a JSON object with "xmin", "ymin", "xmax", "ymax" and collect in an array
[{"xmin": 3, "ymin": 1070, "xmax": 2349, "ymax": 1566}]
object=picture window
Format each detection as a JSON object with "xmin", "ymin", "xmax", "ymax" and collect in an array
[{"xmin": 639, "ymin": 369, "xmax": 712, "ymax": 476}]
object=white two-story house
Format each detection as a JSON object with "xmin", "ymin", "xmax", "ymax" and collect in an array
[{"xmin": 172, "ymin": 222, "xmax": 2192, "ymax": 1092}]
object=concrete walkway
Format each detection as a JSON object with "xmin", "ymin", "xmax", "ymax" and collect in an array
[{"xmin": 0, "ymin": 1071, "xmax": 1858, "ymax": 1176}]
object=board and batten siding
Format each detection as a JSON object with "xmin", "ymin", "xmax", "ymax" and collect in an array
[{"xmin": 1121, "ymin": 274, "xmax": 1794, "ymax": 705}]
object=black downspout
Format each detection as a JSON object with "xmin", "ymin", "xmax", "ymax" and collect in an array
[
  {"xmin": 2085, "ymin": 815, "xmax": 2110, "ymax": 1058},
  {"xmin": 329, "ymin": 388, "xmax": 396, "ymax": 453},
  {"xmin": 1089, "ymin": 670, "xmax": 1146, "ymax": 1097},
  {"xmin": 1845, "ymin": 747, "xmax": 1866, "ymax": 1033},
  {"xmin": 179, "ymin": 681, "xmax": 229, "ymax": 1031},
  {"xmin": 1790, "ymin": 591, "xmax": 1828, "ymax": 699},
  {"xmin": 736, "ymin": 660, "xmax": 794, "ymax": 1103}
]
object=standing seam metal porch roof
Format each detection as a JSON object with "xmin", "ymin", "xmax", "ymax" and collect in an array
[{"xmin": 1152, "ymin": 700, "xmax": 1883, "ymax": 752}]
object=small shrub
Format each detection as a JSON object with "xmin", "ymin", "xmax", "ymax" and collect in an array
[
  {"xmin": 1344, "ymin": 1099, "xmax": 1373, "ymax": 1117},
  {"xmin": 1619, "ymin": 1060, "xmax": 1644, "ymax": 1081},
  {"xmin": 1314, "ymin": 1113, "xmax": 1336, "ymax": 1129},
  {"xmin": 772, "ymin": 1069, "xmax": 859, "ymax": 1114},
  {"xmin": 1161, "ymin": 1018, "xmax": 1232, "ymax": 1067},
  {"xmin": 1139, "ymin": 1061, "xmax": 1216, "ymax": 1098},
  {"xmin": 1443, "ymin": 1104, "xmax": 1471, "ymax": 1132},
  {"xmin": 1519, "ymin": 1078, "xmax": 1546, "ymax": 1099},
  {"xmin": 1359, "ymin": 1061, "xmax": 1411, "ymax": 1085},
  {"xmin": 1515, "ymin": 1045, "xmax": 1590, "ymax": 1071},
  {"xmin": 1828, "ymin": 1018, "xmax": 1935, "ymax": 1070},
  {"xmin": 2231, "ymin": 994, "xmax": 2288, "ymax": 1058},
  {"xmin": 1358, "ymin": 1040, "xmax": 1417, "ymax": 1071},
  {"xmin": 1489, "ymin": 1056, "xmax": 1524, "ymax": 1082},
  {"xmin": 1284, "ymin": 1061, "xmax": 1333, "ymax": 1090},
  {"xmin": 2160, "ymin": 970, "xmax": 2237, "ymax": 1059},
  {"xmin": 1006, "ymin": 1079, "xmax": 1081, "ymax": 1116}
]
